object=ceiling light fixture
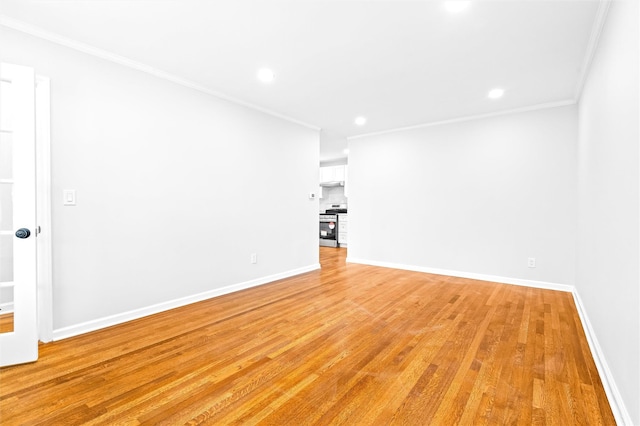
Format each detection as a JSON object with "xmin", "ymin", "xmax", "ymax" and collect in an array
[
  {"xmin": 257, "ymin": 68, "xmax": 275, "ymax": 83},
  {"xmin": 343, "ymin": 148, "xmax": 350, "ymax": 155},
  {"xmin": 354, "ymin": 116, "xmax": 367, "ymax": 126},
  {"xmin": 443, "ymin": 1, "xmax": 471, "ymax": 14},
  {"xmin": 488, "ymin": 88, "xmax": 505, "ymax": 99}
]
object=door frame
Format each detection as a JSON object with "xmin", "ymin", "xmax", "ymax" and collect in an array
[{"xmin": 35, "ymin": 75, "xmax": 52, "ymax": 343}]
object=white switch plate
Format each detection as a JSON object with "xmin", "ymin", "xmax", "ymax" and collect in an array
[
  {"xmin": 63, "ymin": 189, "xmax": 76, "ymax": 206},
  {"xmin": 250, "ymin": 253, "xmax": 257, "ymax": 264},
  {"xmin": 527, "ymin": 257, "xmax": 536, "ymax": 268}
]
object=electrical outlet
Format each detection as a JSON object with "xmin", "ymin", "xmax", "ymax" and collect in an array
[
  {"xmin": 251, "ymin": 253, "xmax": 257, "ymax": 264},
  {"xmin": 528, "ymin": 257, "xmax": 536, "ymax": 268}
]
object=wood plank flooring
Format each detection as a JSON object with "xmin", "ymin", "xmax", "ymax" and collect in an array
[
  {"xmin": 0, "ymin": 313, "xmax": 13, "ymax": 333},
  {"xmin": 0, "ymin": 248, "xmax": 615, "ymax": 425}
]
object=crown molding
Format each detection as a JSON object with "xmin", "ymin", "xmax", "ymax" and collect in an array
[
  {"xmin": 574, "ymin": 0, "xmax": 612, "ymax": 101},
  {"xmin": 0, "ymin": 15, "xmax": 321, "ymax": 132},
  {"xmin": 348, "ymin": 99, "xmax": 576, "ymax": 140}
]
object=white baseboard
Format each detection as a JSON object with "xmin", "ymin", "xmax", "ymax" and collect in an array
[
  {"xmin": 571, "ymin": 290, "xmax": 632, "ymax": 425},
  {"xmin": 52, "ymin": 263, "xmax": 320, "ymax": 341},
  {"xmin": 346, "ymin": 257, "xmax": 573, "ymax": 292},
  {"xmin": 0, "ymin": 302, "xmax": 14, "ymax": 314},
  {"xmin": 346, "ymin": 256, "xmax": 631, "ymax": 424}
]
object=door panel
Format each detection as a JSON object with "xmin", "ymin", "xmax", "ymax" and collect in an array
[{"xmin": 0, "ymin": 63, "xmax": 38, "ymax": 366}]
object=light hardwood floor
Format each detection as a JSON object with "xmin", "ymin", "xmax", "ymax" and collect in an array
[
  {"xmin": 0, "ymin": 313, "xmax": 13, "ymax": 333},
  {"xmin": 0, "ymin": 247, "xmax": 615, "ymax": 425}
]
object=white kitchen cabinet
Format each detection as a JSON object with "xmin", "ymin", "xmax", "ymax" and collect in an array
[
  {"xmin": 319, "ymin": 166, "xmax": 332, "ymax": 183},
  {"xmin": 338, "ymin": 214, "xmax": 348, "ymax": 247},
  {"xmin": 319, "ymin": 165, "xmax": 346, "ymax": 184}
]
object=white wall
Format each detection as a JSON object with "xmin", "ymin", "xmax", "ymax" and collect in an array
[
  {"xmin": 576, "ymin": 0, "xmax": 639, "ymax": 423},
  {"xmin": 348, "ymin": 106, "xmax": 577, "ymax": 287},
  {"xmin": 320, "ymin": 130, "xmax": 348, "ymax": 164},
  {"xmin": 1, "ymin": 28, "xmax": 320, "ymax": 332}
]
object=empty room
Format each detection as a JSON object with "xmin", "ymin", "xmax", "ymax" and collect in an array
[{"xmin": 0, "ymin": 0, "xmax": 638, "ymax": 424}]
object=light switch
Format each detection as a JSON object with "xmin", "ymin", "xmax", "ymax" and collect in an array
[{"xmin": 63, "ymin": 189, "xmax": 76, "ymax": 206}]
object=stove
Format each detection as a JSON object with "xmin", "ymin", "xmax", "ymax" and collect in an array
[
  {"xmin": 323, "ymin": 203, "xmax": 347, "ymax": 215},
  {"xmin": 320, "ymin": 204, "xmax": 347, "ymax": 247}
]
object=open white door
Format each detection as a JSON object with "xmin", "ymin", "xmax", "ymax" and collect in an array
[{"xmin": 0, "ymin": 63, "xmax": 38, "ymax": 366}]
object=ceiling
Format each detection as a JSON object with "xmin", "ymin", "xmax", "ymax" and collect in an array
[{"xmin": 0, "ymin": 0, "xmax": 603, "ymax": 161}]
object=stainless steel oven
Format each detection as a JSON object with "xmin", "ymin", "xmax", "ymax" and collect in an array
[{"xmin": 319, "ymin": 214, "xmax": 338, "ymax": 247}]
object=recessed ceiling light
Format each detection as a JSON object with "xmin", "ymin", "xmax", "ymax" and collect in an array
[
  {"xmin": 257, "ymin": 68, "xmax": 275, "ymax": 83},
  {"xmin": 443, "ymin": 1, "xmax": 471, "ymax": 14},
  {"xmin": 354, "ymin": 116, "xmax": 367, "ymax": 126},
  {"xmin": 488, "ymin": 88, "xmax": 505, "ymax": 99}
]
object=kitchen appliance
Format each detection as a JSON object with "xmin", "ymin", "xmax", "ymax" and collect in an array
[
  {"xmin": 320, "ymin": 204, "xmax": 347, "ymax": 247},
  {"xmin": 319, "ymin": 214, "xmax": 338, "ymax": 247},
  {"xmin": 324, "ymin": 203, "xmax": 347, "ymax": 214}
]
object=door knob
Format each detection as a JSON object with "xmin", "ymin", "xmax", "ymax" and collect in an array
[{"xmin": 15, "ymin": 228, "xmax": 31, "ymax": 239}]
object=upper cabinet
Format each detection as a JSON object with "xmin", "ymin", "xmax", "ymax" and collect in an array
[
  {"xmin": 319, "ymin": 165, "xmax": 349, "ymax": 198},
  {"xmin": 319, "ymin": 165, "xmax": 346, "ymax": 184}
]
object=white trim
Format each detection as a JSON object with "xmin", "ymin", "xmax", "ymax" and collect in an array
[
  {"xmin": 574, "ymin": 0, "xmax": 612, "ymax": 101},
  {"xmin": 51, "ymin": 263, "xmax": 321, "ymax": 341},
  {"xmin": 0, "ymin": 16, "xmax": 320, "ymax": 133},
  {"xmin": 35, "ymin": 75, "xmax": 53, "ymax": 343},
  {"xmin": 348, "ymin": 100, "xmax": 576, "ymax": 140},
  {"xmin": 0, "ymin": 282, "xmax": 14, "ymax": 289},
  {"xmin": 0, "ymin": 302, "xmax": 14, "ymax": 314},
  {"xmin": 345, "ymin": 256, "xmax": 631, "ymax": 422},
  {"xmin": 345, "ymin": 257, "xmax": 574, "ymax": 293},
  {"xmin": 571, "ymin": 289, "xmax": 632, "ymax": 425}
]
